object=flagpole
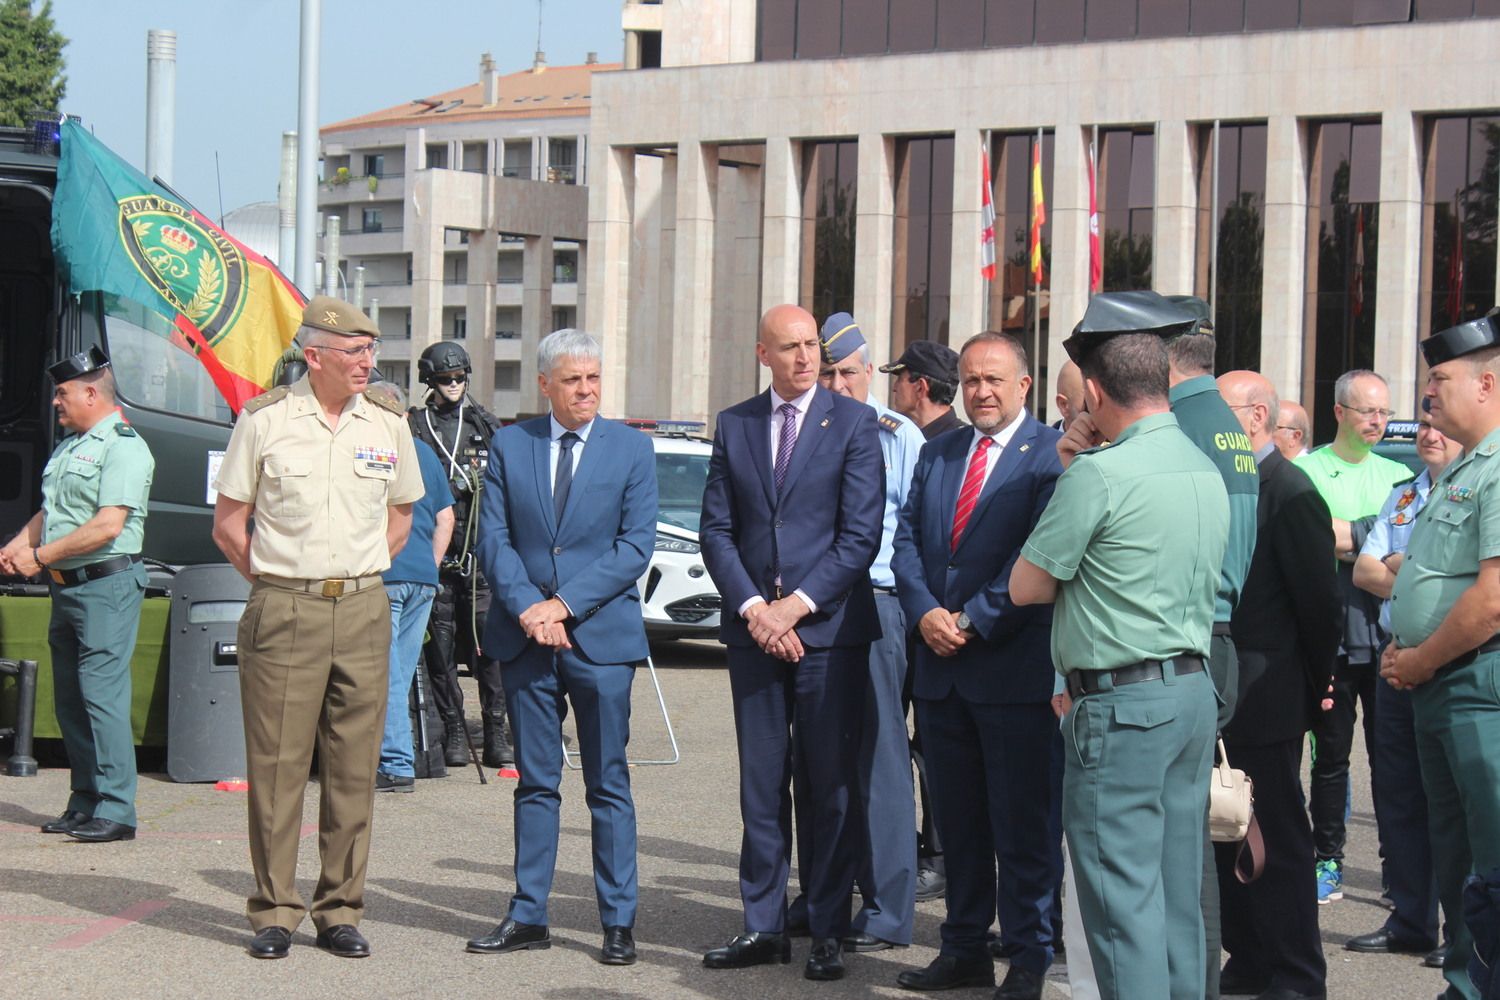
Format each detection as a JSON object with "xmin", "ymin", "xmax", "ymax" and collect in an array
[
  {"xmin": 1033, "ymin": 127, "xmax": 1042, "ymax": 372},
  {"xmin": 981, "ymin": 129, "xmax": 991, "ymax": 332},
  {"xmin": 294, "ymin": 0, "xmax": 321, "ymax": 296}
]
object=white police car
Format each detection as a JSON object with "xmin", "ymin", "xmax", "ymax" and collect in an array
[{"xmin": 628, "ymin": 420, "xmax": 722, "ymax": 640}]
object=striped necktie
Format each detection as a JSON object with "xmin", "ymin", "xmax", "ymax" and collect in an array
[
  {"xmin": 774, "ymin": 402, "xmax": 798, "ymax": 495},
  {"xmin": 951, "ymin": 436, "xmax": 994, "ymax": 551}
]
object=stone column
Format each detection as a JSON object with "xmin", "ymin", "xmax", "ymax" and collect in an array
[
  {"xmin": 584, "ymin": 145, "xmax": 636, "ymax": 412},
  {"xmin": 1048, "ymin": 123, "xmax": 1090, "ymax": 419},
  {"xmin": 520, "ymin": 234, "xmax": 555, "ymax": 416},
  {"xmin": 1375, "ymin": 110, "xmax": 1422, "ymax": 417},
  {"xmin": 1260, "ymin": 115, "xmax": 1308, "ymax": 404},
  {"xmin": 671, "ymin": 139, "xmax": 719, "ymax": 425},
  {"xmin": 408, "ymin": 171, "xmax": 446, "ymax": 386},
  {"xmin": 947, "ymin": 128, "xmax": 984, "ymax": 353},
  {"xmin": 853, "ymin": 134, "xmax": 895, "ymax": 385},
  {"xmin": 466, "ymin": 228, "xmax": 498, "ymax": 404},
  {"xmin": 1153, "ymin": 119, "xmax": 1197, "ymax": 296},
  {"xmin": 760, "ymin": 137, "xmax": 801, "ymax": 394}
]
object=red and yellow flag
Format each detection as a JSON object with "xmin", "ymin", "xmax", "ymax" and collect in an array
[
  {"xmin": 1029, "ymin": 140, "xmax": 1046, "ymax": 286},
  {"xmin": 51, "ymin": 119, "xmax": 304, "ymax": 414}
]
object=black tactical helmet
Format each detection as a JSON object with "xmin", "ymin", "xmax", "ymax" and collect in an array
[
  {"xmin": 272, "ymin": 346, "xmax": 308, "ymax": 387},
  {"xmin": 418, "ymin": 342, "xmax": 472, "ymax": 385}
]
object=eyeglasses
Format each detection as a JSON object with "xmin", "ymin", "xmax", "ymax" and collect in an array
[
  {"xmin": 1273, "ymin": 425, "xmax": 1301, "ymax": 433},
  {"xmin": 313, "ymin": 341, "xmax": 379, "ymax": 359},
  {"xmin": 433, "ymin": 374, "xmax": 467, "ymax": 386},
  {"xmin": 1225, "ymin": 403, "xmax": 1257, "ymax": 412},
  {"xmin": 1342, "ymin": 405, "xmax": 1395, "ymax": 420}
]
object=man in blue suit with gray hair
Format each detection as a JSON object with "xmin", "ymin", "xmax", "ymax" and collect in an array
[{"xmin": 467, "ymin": 328, "xmax": 657, "ymax": 968}]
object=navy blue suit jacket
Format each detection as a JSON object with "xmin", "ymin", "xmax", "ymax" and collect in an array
[
  {"xmin": 700, "ymin": 386, "xmax": 884, "ymax": 649},
  {"xmin": 892, "ymin": 413, "xmax": 1061, "ymax": 704},
  {"xmin": 476, "ymin": 415, "xmax": 657, "ymax": 665}
]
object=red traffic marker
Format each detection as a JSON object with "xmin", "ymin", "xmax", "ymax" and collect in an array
[
  {"xmin": 496, "ymin": 768, "xmax": 520, "ymax": 779},
  {"xmin": 214, "ymin": 779, "xmax": 250, "ymax": 792}
]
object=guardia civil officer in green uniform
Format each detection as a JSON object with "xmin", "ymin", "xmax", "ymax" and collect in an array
[
  {"xmin": 1011, "ymin": 292, "xmax": 1229, "ymax": 1000},
  {"xmin": 0, "ymin": 347, "xmax": 154, "ymax": 843},
  {"xmin": 1165, "ymin": 294, "xmax": 1258, "ymax": 1000},
  {"xmin": 213, "ymin": 296, "xmax": 423, "ymax": 961},
  {"xmin": 1382, "ymin": 311, "xmax": 1500, "ymax": 1000}
]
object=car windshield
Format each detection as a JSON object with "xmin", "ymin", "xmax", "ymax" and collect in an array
[{"xmin": 656, "ymin": 451, "xmax": 710, "ymax": 533}]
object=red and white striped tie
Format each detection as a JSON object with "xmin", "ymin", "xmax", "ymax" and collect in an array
[{"xmin": 951, "ymin": 436, "xmax": 993, "ymax": 552}]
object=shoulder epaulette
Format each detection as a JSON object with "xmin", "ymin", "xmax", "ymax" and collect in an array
[
  {"xmin": 241, "ymin": 385, "xmax": 290, "ymax": 415},
  {"xmin": 364, "ymin": 387, "xmax": 405, "ymax": 415},
  {"xmin": 114, "ymin": 422, "xmax": 138, "ymax": 437},
  {"xmin": 1393, "ymin": 473, "xmax": 1418, "ymax": 488},
  {"xmin": 877, "ymin": 413, "xmax": 903, "ymax": 433}
]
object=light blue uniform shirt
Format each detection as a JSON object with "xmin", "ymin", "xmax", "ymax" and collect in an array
[
  {"xmin": 1358, "ymin": 469, "xmax": 1428, "ymax": 634},
  {"xmin": 868, "ymin": 400, "xmax": 924, "ymax": 589}
]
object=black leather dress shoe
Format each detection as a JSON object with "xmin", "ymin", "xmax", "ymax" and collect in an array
[
  {"xmin": 843, "ymin": 930, "xmax": 899, "ymax": 952},
  {"xmin": 896, "ymin": 954, "xmax": 996, "ymax": 991},
  {"xmin": 315, "ymin": 924, "xmax": 370, "ymax": 958},
  {"xmin": 66, "ymin": 818, "xmax": 135, "ymax": 842},
  {"xmin": 466, "ymin": 917, "xmax": 550, "ymax": 954},
  {"xmin": 702, "ymin": 932, "xmax": 790, "ymax": 969},
  {"xmin": 805, "ymin": 938, "xmax": 845, "ymax": 981},
  {"xmin": 248, "ymin": 926, "xmax": 292, "ymax": 959},
  {"xmin": 1219, "ymin": 967, "xmax": 1272, "ymax": 996},
  {"xmin": 40, "ymin": 810, "xmax": 89, "ymax": 834},
  {"xmin": 1344, "ymin": 927, "xmax": 1434, "ymax": 954},
  {"xmin": 600, "ymin": 925, "xmax": 636, "ymax": 965},
  {"xmin": 1425, "ymin": 944, "xmax": 1449, "ymax": 968},
  {"xmin": 995, "ymin": 965, "xmax": 1044, "ymax": 1000},
  {"xmin": 1253, "ymin": 988, "xmax": 1326, "ymax": 1000}
]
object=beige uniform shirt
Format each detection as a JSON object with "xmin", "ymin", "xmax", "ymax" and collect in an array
[{"xmin": 213, "ymin": 376, "xmax": 424, "ymax": 579}]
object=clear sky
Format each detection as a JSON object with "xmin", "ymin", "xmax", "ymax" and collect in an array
[{"xmin": 50, "ymin": 0, "xmax": 625, "ymax": 215}]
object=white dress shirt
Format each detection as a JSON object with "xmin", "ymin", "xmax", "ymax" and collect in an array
[
  {"xmin": 549, "ymin": 414, "xmax": 594, "ymax": 488},
  {"xmin": 741, "ymin": 385, "xmax": 820, "ymax": 620},
  {"xmin": 959, "ymin": 407, "xmax": 1026, "ymax": 497}
]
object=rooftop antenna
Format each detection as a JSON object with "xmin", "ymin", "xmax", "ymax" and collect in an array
[{"xmin": 536, "ymin": 0, "xmax": 543, "ymax": 54}]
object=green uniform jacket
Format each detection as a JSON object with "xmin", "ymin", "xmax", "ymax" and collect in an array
[{"xmin": 40, "ymin": 410, "xmax": 154, "ymax": 568}]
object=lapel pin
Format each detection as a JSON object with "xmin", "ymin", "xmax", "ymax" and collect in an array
[
  {"xmin": 1020, "ymin": 444, "xmax": 1029, "ymax": 452},
  {"xmin": 820, "ymin": 418, "xmax": 830, "ymax": 428}
]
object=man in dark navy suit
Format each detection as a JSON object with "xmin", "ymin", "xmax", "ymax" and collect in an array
[
  {"xmin": 699, "ymin": 303, "xmax": 885, "ymax": 982},
  {"xmin": 466, "ymin": 329, "xmax": 657, "ymax": 968},
  {"xmin": 891, "ymin": 331, "xmax": 1064, "ymax": 1000}
]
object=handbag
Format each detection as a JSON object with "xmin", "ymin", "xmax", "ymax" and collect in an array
[{"xmin": 1209, "ymin": 738, "xmax": 1265, "ymax": 883}]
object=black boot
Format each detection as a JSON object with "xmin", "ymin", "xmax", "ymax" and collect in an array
[
  {"xmin": 443, "ymin": 712, "xmax": 470, "ymax": 768},
  {"xmin": 483, "ymin": 712, "xmax": 515, "ymax": 768}
]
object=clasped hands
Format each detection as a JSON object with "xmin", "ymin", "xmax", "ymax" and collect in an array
[
  {"xmin": 520, "ymin": 596, "xmax": 572, "ymax": 649},
  {"xmin": 1380, "ymin": 641, "xmax": 1438, "ymax": 691},
  {"xmin": 919, "ymin": 607, "xmax": 969, "ymax": 657},
  {"xmin": 0, "ymin": 537, "xmax": 40, "ymax": 578},
  {"xmin": 746, "ymin": 595, "xmax": 810, "ymax": 662}
]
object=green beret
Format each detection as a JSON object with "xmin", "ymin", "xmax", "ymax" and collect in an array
[{"xmin": 302, "ymin": 295, "xmax": 379, "ymax": 338}]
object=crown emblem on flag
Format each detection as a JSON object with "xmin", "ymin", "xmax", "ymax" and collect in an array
[{"xmin": 159, "ymin": 224, "xmax": 197, "ymax": 254}]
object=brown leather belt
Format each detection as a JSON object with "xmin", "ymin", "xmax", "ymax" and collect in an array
[
  {"xmin": 257, "ymin": 574, "xmax": 383, "ymax": 598},
  {"xmin": 1066, "ymin": 655, "xmax": 1205, "ymax": 700},
  {"xmin": 48, "ymin": 554, "xmax": 142, "ymax": 588}
]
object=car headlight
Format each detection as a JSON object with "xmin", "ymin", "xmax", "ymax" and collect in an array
[{"xmin": 655, "ymin": 532, "xmax": 700, "ymax": 554}]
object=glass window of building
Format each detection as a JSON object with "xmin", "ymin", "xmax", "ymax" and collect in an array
[
  {"xmin": 800, "ymin": 140, "xmax": 859, "ymax": 321},
  {"xmin": 758, "ymin": 0, "xmax": 797, "ymax": 59},
  {"xmin": 1194, "ymin": 122, "xmax": 1267, "ymax": 373},
  {"xmin": 1245, "ymin": 0, "xmax": 1298, "ymax": 29},
  {"xmin": 1190, "ymin": 0, "xmax": 1244, "ymax": 33},
  {"xmin": 796, "ymin": 0, "xmax": 841, "ymax": 57},
  {"xmin": 1138, "ymin": 0, "xmax": 1191, "ymax": 37},
  {"xmin": 986, "ymin": 131, "xmax": 1054, "ymax": 397},
  {"xmin": 985, "ymin": 0, "xmax": 1035, "ymax": 45},
  {"xmin": 937, "ymin": 0, "xmax": 987, "ymax": 49},
  {"xmin": 1035, "ymin": 0, "xmax": 1086, "ymax": 43},
  {"xmin": 1415, "ymin": 0, "xmax": 1476, "ymax": 17},
  {"xmin": 1088, "ymin": 0, "xmax": 1139, "ymax": 39},
  {"xmin": 1420, "ymin": 114, "xmax": 1499, "ymax": 345},
  {"xmin": 843, "ymin": 0, "xmax": 890, "ymax": 54},
  {"xmin": 1097, "ymin": 126, "xmax": 1156, "ymax": 291},
  {"xmin": 426, "ymin": 143, "xmax": 448, "ymax": 170},
  {"xmin": 1301, "ymin": 0, "xmax": 1355, "ymax": 27},
  {"xmin": 1304, "ymin": 119, "xmax": 1382, "ymax": 441},
  {"xmin": 363, "ymin": 153, "xmax": 385, "ymax": 177},
  {"xmin": 892, "ymin": 136, "xmax": 955, "ymax": 350},
  {"xmin": 889, "ymin": 0, "xmax": 939, "ymax": 52}
]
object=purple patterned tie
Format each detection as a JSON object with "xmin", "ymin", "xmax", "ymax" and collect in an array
[{"xmin": 774, "ymin": 402, "xmax": 798, "ymax": 495}]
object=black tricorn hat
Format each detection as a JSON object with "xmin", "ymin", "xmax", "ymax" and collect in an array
[
  {"xmin": 1421, "ymin": 313, "xmax": 1500, "ymax": 367},
  {"xmin": 1062, "ymin": 290, "xmax": 1198, "ymax": 364},
  {"xmin": 48, "ymin": 346, "xmax": 111, "ymax": 384}
]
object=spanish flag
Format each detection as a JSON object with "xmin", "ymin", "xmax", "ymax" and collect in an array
[
  {"xmin": 50, "ymin": 119, "xmax": 304, "ymax": 414},
  {"xmin": 1029, "ymin": 139, "xmax": 1046, "ymax": 286}
]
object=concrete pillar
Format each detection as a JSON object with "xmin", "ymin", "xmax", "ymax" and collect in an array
[
  {"xmin": 948, "ymin": 128, "xmax": 984, "ymax": 349},
  {"xmin": 1375, "ymin": 110, "xmax": 1422, "ymax": 417},
  {"xmin": 1260, "ymin": 115, "xmax": 1308, "ymax": 404},
  {"xmin": 584, "ymin": 145, "xmax": 636, "ymax": 413},
  {"xmin": 1049, "ymin": 123, "xmax": 1091, "ymax": 419},
  {"xmin": 759, "ymin": 137, "xmax": 801, "ymax": 393},
  {"xmin": 1153, "ymin": 119, "xmax": 1197, "ymax": 296},
  {"xmin": 408, "ymin": 171, "xmax": 446, "ymax": 373},
  {"xmin": 467, "ymin": 228, "xmax": 498, "ymax": 404},
  {"xmin": 577, "ymin": 134, "xmax": 588, "ymax": 186},
  {"xmin": 853, "ymin": 134, "xmax": 896, "ymax": 390},
  {"xmin": 520, "ymin": 234, "xmax": 555, "ymax": 415},
  {"xmin": 671, "ymin": 140, "xmax": 719, "ymax": 425},
  {"xmin": 536, "ymin": 136, "xmax": 548, "ymax": 182}
]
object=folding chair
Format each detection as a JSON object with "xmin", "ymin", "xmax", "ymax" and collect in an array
[{"xmin": 563, "ymin": 654, "xmax": 680, "ymax": 768}]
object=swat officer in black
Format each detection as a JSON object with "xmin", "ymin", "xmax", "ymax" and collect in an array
[{"xmin": 408, "ymin": 342, "xmax": 513, "ymax": 768}]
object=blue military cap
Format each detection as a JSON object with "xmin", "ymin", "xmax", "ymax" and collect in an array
[
  {"xmin": 48, "ymin": 346, "xmax": 111, "ymax": 384},
  {"xmin": 820, "ymin": 312, "xmax": 867, "ymax": 365}
]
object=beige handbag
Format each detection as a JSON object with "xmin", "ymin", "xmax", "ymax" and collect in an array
[{"xmin": 1209, "ymin": 738, "xmax": 1265, "ymax": 883}]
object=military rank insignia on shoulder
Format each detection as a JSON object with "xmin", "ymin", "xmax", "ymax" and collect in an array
[
  {"xmin": 114, "ymin": 423, "xmax": 138, "ymax": 436},
  {"xmin": 364, "ymin": 387, "xmax": 405, "ymax": 415},
  {"xmin": 877, "ymin": 413, "xmax": 903, "ymax": 433},
  {"xmin": 241, "ymin": 385, "xmax": 290, "ymax": 415}
]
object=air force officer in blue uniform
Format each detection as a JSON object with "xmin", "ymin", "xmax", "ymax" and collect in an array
[
  {"xmin": 700, "ymin": 304, "xmax": 885, "ymax": 982},
  {"xmin": 468, "ymin": 329, "xmax": 657, "ymax": 968},
  {"xmin": 892, "ymin": 331, "xmax": 1064, "ymax": 1000}
]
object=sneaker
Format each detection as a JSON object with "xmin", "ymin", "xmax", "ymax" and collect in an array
[
  {"xmin": 375, "ymin": 771, "xmax": 414, "ymax": 793},
  {"xmin": 1316, "ymin": 859, "xmax": 1343, "ymax": 903}
]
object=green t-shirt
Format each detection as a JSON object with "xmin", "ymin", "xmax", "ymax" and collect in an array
[
  {"xmin": 1294, "ymin": 446, "xmax": 1412, "ymax": 522},
  {"xmin": 1021, "ymin": 412, "xmax": 1230, "ymax": 674},
  {"xmin": 1390, "ymin": 425, "xmax": 1500, "ymax": 647},
  {"xmin": 40, "ymin": 410, "xmax": 156, "ymax": 569}
]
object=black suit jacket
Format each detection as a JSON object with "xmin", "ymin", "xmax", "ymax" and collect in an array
[{"xmin": 1227, "ymin": 450, "xmax": 1341, "ymax": 745}]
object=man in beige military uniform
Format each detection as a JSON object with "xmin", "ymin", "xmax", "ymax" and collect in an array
[{"xmin": 211, "ymin": 295, "xmax": 423, "ymax": 961}]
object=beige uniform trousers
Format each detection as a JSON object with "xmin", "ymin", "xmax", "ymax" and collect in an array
[{"xmin": 238, "ymin": 576, "xmax": 391, "ymax": 932}]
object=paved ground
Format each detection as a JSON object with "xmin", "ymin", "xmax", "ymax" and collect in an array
[{"xmin": 1, "ymin": 640, "xmax": 1446, "ymax": 999}]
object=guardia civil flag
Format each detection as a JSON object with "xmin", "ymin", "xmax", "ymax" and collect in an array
[{"xmin": 50, "ymin": 119, "xmax": 304, "ymax": 414}]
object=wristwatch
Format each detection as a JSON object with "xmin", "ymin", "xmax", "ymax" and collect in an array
[{"xmin": 955, "ymin": 611, "xmax": 972, "ymax": 632}]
